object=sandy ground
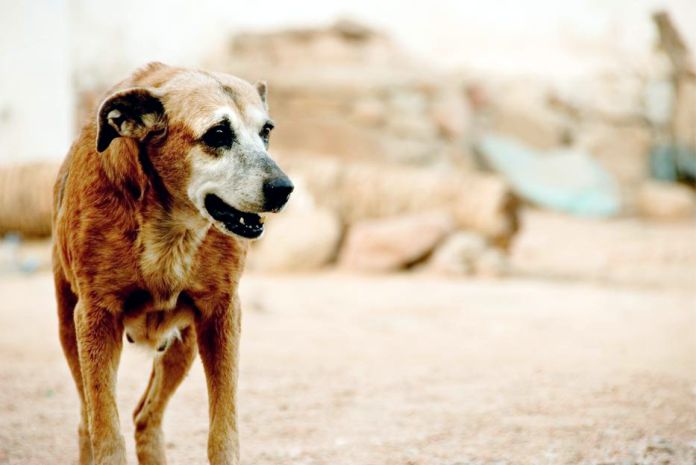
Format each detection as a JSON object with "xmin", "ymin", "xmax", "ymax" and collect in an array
[{"xmin": 0, "ymin": 272, "xmax": 694, "ymax": 465}]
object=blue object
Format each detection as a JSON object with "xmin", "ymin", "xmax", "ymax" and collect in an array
[
  {"xmin": 650, "ymin": 144, "xmax": 696, "ymax": 183},
  {"xmin": 478, "ymin": 135, "xmax": 621, "ymax": 217}
]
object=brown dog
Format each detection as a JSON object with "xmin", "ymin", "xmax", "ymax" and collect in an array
[{"xmin": 52, "ymin": 62, "xmax": 293, "ymax": 465}]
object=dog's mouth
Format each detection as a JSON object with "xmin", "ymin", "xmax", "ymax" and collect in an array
[{"xmin": 204, "ymin": 194, "xmax": 264, "ymax": 239}]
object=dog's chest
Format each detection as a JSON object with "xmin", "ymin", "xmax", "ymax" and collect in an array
[{"xmin": 138, "ymin": 214, "xmax": 210, "ymax": 309}]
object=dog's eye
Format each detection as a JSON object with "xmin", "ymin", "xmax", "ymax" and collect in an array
[
  {"xmin": 202, "ymin": 124, "xmax": 233, "ymax": 149},
  {"xmin": 259, "ymin": 122, "xmax": 274, "ymax": 145}
]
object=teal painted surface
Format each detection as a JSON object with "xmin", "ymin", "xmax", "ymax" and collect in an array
[{"xmin": 478, "ymin": 135, "xmax": 621, "ymax": 217}]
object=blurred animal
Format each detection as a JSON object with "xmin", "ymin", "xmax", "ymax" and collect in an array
[{"xmin": 52, "ymin": 62, "xmax": 293, "ymax": 465}]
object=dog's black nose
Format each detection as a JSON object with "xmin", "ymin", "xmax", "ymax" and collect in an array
[{"xmin": 263, "ymin": 176, "xmax": 294, "ymax": 212}]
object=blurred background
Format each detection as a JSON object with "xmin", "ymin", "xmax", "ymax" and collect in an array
[{"xmin": 0, "ymin": 1, "xmax": 695, "ymax": 464}]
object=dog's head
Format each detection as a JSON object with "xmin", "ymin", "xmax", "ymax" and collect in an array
[{"xmin": 95, "ymin": 63, "xmax": 293, "ymax": 239}]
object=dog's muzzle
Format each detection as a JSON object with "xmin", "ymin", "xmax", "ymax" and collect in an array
[
  {"xmin": 204, "ymin": 194, "xmax": 265, "ymax": 239},
  {"xmin": 203, "ymin": 176, "xmax": 293, "ymax": 239}
]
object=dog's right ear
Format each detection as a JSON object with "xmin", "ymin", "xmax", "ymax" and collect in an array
[
  {"xmin": 96, "ymin": 87, "xmax": 165, "ymax": 153},
  {"xmin": 254, "ymin": 81, "xmax": 268, "ymax": 110}
]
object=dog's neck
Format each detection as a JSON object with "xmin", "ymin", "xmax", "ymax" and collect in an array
[
  {"xmin": 99, "ymin": 137, "xmax": 214, "ymax": 308},
  {"xmin": 137, "ymin": 203, "xmax": 211, "ymax": 309},
  {"xmin": 127, "ymin": 157, "xmax": 211, "ymax": 309}
]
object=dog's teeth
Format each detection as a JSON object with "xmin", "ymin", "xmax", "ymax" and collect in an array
[
  {"xmin": 239, "ymin": 216, "xmax": 245, "ymax": 225},
  {"xmin": 259, "ymin": 215, "xmax": 265, "ymax": 225}
]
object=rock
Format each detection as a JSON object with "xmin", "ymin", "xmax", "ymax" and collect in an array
[
  {"xmin": 385, "ymin": 113, "xmax": 438, "ymax": 140},
  {"xmin": 248, "ymin": 180, "xmax": 342, "ymax": 272},
  {"xmin": 351, "ymin": 97, "xmax": 386, "ymax": 126},
  {"xmin": 227, "ymin": 20, "xmax": 399, "ymax": 70},
  {"xmin": 381, "ymin": 137, "xmax": 442, "ymax": 165},
  {"xmin": 272, "ymin": 118, "xmax": 385, "ymax": 163},
  {"xmin": 248, "ymin": 207, "xmax": 342, "ymax": 272},
  {"xmin": 577, "ymin": 123, "xmax": 652, "ymax": 186},
  {"xmin": 673, "ymin": 76, "xmax": 696, "ymax": 151},
  {"xmin": 283, "ymin": 157, "xmax": 518, "ymax": 243},
  {"xmin": 474, "ymin": 248, "xmax": 509, "ymax": 277},
  {"xmin": 425, "ymin": 231, "xmax": 509, "ymax": 277},
  {"xmin": 388, "ymin": 89, "xmax": 428, "ymax": 115},
  {"xmin": 430, "ymin": 88, "xmax": 470, "ymax": 140},
  {"xmin": 487, "ymin": 86, "xmax": 569, "ymax": 150},
  {"xmin": 555, "ymin": 73, "xmax": 647, "ymax": 123},
  {"xmin": 425, "ymin": 231, "xmax": 488, "ymax": 275},
  {"xmin": 637, "ymin": 181, "xmax": 696, "ymax": 220},
  {"xmin": 339, "ymin": 211, "xmax": 454, "ymax": 272},
  {"xmin": 212, "ymin": 21, "xmax": 474, "ymax": 169},
  {"xmin": 451, "ymin": 174, "xmax": 518, "ymax": 243},
  {"xmin": 384, "ymin": 89, "xmax": 438, "ymax": 142}
]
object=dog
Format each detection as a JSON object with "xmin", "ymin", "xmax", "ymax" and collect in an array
[{"xmin": 52, "ymin": 62, "xmax": 293, "ymax": 465}]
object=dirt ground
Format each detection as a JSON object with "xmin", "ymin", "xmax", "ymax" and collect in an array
[{"xmin": 0, "ymin": 272, "xmax": 694, "ymax": 465}]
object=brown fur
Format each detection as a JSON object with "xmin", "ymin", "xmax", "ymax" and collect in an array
[{"xmin": 52, "ymin": 62, "xmax": 273, "ymax": 465}]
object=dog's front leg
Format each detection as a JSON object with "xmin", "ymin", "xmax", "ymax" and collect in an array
[
  {"xmin": 74, "ymin": 301, "xmax": 127, "ymax": 465},
  {"xmin": 196, "ymin": 295, "xmax": 241, "ymax": 465}
]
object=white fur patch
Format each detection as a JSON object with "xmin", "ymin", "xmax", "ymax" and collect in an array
[
  {"xmin": 187, "ymin": 144, "xmax": 268, "ymax": 216},
  {"xmin": 139, "ymin": 209, "xmax": 209, "ymax": 308}
]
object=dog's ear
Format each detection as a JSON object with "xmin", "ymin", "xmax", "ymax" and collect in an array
[
  {"xmin": 96, "ymin": 87, "xmax": 165, "ymax": 153},
  {"xmin": 254, "ymin": 81, "xmax": 268, "ymax": 109}
]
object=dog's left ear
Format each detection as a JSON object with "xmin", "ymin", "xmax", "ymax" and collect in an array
[
  {"xmin": 96, "ymin": 87, "xmax": 166, "ymax": 153},
  {"xmin": 254, "ymin": 81, "xmax": 268, "ymax": 109}
]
